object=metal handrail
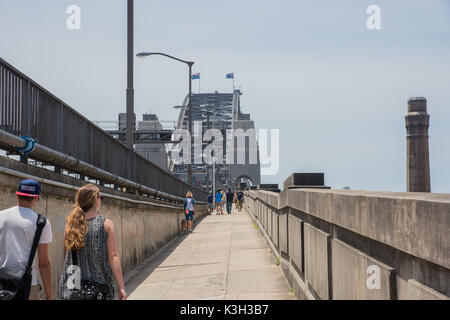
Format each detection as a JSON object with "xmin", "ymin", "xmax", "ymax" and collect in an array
[{"xmin": 0, "ymin": 57, "xmax": 207, "ymax": 200}]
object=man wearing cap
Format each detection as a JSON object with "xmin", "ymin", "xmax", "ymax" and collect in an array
[{"xmin": 0, "ymin": 179, "xmax": 53, "ymax": 300}]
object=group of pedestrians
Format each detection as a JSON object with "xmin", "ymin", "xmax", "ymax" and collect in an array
[
  {"xmin": 207, "ymin": 188, "xmax": 244, "ymax": 215},
  {"xmin": 0, "ymin": 179, "xmax": 244, "ymax": 300},
  {"xmin": 0, "ymin": 179, "xmax": 127, "ymax": 300}
]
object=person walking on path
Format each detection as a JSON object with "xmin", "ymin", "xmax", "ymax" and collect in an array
[
  {"xmin": 0, "ymin": 179, "xmax": 53, "ymax": 300},
  {"xmin": 236, "ymin": 189, "xmax": 244, "ymax": 212},
  {"xmin": 225, "ymin": 188, "xmax": 234, "ymax": 214},
  {"xmin": 221, "ymin": 190, "xmax": 226, "ymax": 205},
  {"xmin": 207, "ymin": 192, "xmax": 213, "ymax": 214},
  {"xmin": 59, "ymin": 184, "xmax": 127, "ymax": 300},
  {"xmin": 215, "ymin": 189, "xmax": 223, "ymax": 215},
  {"xmin": 184, "ymin": 191, "xmax": 195, "ymax": 233}
]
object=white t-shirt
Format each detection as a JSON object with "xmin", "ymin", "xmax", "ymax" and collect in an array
[
  {"xmin": 185, "ymin": 198, "xmax": 194, "ymax": 211},
  {"xmin": 0, "ymin": 206, "xmax": 52, "ymax": 285}
]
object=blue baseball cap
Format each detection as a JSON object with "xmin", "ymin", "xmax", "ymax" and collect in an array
[{"xmin": 16, "ymin": 179, "xmax": 41, "ymax": 198}]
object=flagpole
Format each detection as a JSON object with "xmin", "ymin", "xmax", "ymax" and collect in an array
[{"xmin": 227, "ymin": 73, "xmax": 235, "ymax": 92}]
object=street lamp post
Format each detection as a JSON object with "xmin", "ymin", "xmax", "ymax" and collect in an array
[
  {"xmin": 136, "ymin": 52, "xmax": 195, "ymax": 185},
  {"xmin": 188, "ymin": 63, "xmax": 193, "ymax": 186},
  {"xmin": 126, "ymin": 0, "xmax": 134, "ymax": 150},
  {"xmin": 212, "ymin": 151, "xmax": 216, "ymax": 209}
]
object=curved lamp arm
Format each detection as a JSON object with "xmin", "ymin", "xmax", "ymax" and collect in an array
[{"xmin": 136, "ymin": 52, "xmax": 194, "ymax": 66}]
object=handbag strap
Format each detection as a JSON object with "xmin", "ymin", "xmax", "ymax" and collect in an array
[
  {"xmin": 71, "ymin": 250, "xmax": 79, "ymax": 266},
  {"xmin": 25, "ymin": 214, "xmax": 47, "ymax": 274}
]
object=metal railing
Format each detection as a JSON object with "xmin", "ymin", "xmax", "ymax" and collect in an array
[{"xmin": 0, "ymin": 57, "xmax": 207, "ymax": 201}]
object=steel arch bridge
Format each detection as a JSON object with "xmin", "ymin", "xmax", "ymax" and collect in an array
[{"xmin": 169, "ymin": 89, "xmax": 260, "ymax": 191}]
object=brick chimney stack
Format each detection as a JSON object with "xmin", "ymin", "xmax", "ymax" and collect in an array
[{"xmin": 405, "ymin": 97, "xmax": 431, "ymax": 192}]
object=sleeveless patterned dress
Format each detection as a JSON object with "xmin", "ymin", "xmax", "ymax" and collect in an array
[{"xmin": 59, "ymin": 215, "xmax": 115, "ymax": 300}]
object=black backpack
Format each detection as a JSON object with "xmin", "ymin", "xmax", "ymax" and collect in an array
[{"xmin": 0, "ymin": 214, "xmax": 47, "ymax": 300}]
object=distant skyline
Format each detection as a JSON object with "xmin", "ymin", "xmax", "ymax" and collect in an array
[{"xmin": 0, "ymin": 0, "xmax": 449, "ymax": 192}]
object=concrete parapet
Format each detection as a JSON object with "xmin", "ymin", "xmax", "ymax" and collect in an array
[
  {"xmin": 331, "ymin": 239, "xmax": 395, "ymax": 300},
  {"xmin": 284, "ymin": 189, "xmax": 450, "ymax": 270},
  {"xmin": 278, "ymin": 212, "xmax": 288, "ymax": 257},
  {"xmin": 403, "ymin": 279, "xmax": 449, "ymax": 300},
  {"xmin": 304, "ymin": 223, "xmax": 332, "ymax": 299},
  {"xmin": 243, "ymin": 184, "xmax": 450, "ymax": 300},
  {"xmin": 253, "ymin": 189, "xmax": 280, "ymax": 210},
  {"xmin": 258, "ymin": 184, "xmax": 281, "ymax": 193},
  {"xmin": 288, "ymin": 214, "xmax": 303, "ymax": 274},
  {"xmin": 272, "ymin": 210, "xmax": 279, "ymax": 249}
]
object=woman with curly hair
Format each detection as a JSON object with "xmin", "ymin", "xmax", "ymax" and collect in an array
[{"xmin": 59, "ymin": 184, "xmax": 126, "ymax": 300}]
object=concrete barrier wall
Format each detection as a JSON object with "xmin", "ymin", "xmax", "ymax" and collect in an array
[
  {"xmin": 288, "ymin": 214, "xmax": 302, "ymax": 273},
  {"xmin": 304, "ymin": 223, "xmax": 331, "ymax": 300},
  {"xmin": 279, "ymin": 213, "xmax": 288, "ymax": 257},
  {"xmin": 0, "ymin": 157, "xmax": 207, "ymax": 298},
  {"xmin": 244, "ymin": 188, "xmax": 449, "ymax": 300},
  {"xmin": 331, "ymin": 239, "xmax": 395, "ymax": 300}
]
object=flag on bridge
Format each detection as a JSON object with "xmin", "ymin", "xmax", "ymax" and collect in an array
[
  {"xmin": 226, "ymin": 73, "xmax": 235, "ymax": 91},
  {"xmin": 192, "ymin": 73, "xmax": 201, "ymax": 93}
]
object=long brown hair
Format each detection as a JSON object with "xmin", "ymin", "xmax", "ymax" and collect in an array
[{"xmin": 64, "ymin": 184, "xmax": 100, "ymax": 251}]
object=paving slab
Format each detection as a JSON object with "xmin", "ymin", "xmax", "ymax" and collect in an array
[
  {"xmin": 126, "ymin": 206, "xmax": 297, "ymax": 300},
  {"xmin": 227, "ymin": 266, "xmax": 292, "ymax": 293}
]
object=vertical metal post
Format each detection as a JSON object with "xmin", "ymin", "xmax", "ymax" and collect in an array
[
  {"xmin": 212, "ymin": 152, "xmax": 216, "ymax": 209},
  {"xmin": 126, "ymin": 0, "xmax": 135, "ymax": 150},
  {"xmin": 20, "ymin": 78, "xmax": 30, "ymax": 164},
  {"xmin": 82, "ymin": 119, "xmax": 87, "ymax": 161},
  {"xmin": 206, "ymin": 112, "xmax": 210, "ymax": 193},
  {"xmin": 58, "ymin": 103, "xmax": 64, "ymax": 158},
  {"xmin": 188, "ymin": 63, "xmax": 193, "ymax": 185},
  {"xmin": 21, "ymin": 79, "xmax": 29, "ymax": 136}
]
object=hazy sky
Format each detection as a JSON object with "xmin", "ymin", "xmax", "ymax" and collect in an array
[{"xmin": 1, "ymin": 0, "xmax": 449, "ymax": 192}]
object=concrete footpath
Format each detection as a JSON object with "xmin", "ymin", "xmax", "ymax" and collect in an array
[{"xmin": 125, "ymin": 206, "xmax": 297, "ymax": 300}]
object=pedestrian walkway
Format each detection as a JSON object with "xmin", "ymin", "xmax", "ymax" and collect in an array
[{"xmin": 125, "ymin": 206, "xmax": 297, "ymax": 300}]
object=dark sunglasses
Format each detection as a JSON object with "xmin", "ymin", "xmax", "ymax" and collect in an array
[{"xmin": 97, "ymin": 195, "xmax": 104, "ymax": 201}]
